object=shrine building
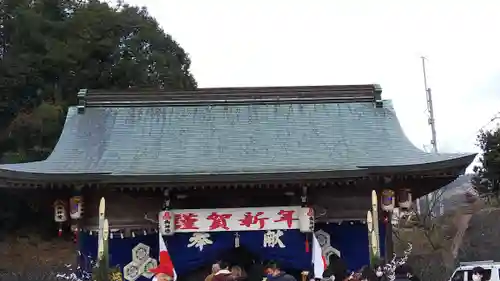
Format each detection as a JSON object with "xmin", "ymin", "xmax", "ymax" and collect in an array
[{"xmin": 0, "ymin": 85, "xmax": 475, "ymax": 281}]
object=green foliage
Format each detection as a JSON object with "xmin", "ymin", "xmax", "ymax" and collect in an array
[
  {"xmin": 0, "ymin": 0, "xmax": 197, "ymax": 163},
  {"xmin": 369, "ymin": 254, "xmax": 382, "ymax": 267},
  {"xmin": 473, "ymin": 127, "xmax": 500, "ymax": 198}
]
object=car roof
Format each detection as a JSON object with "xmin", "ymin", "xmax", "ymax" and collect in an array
[{"xmin": 457, "ymin": 264, "xmax": 500, "ymax": 270}]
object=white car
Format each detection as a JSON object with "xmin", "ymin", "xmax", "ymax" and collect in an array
[{"xmin": 449, "ymin": 261, "xmax": 500, "ymax": 281}]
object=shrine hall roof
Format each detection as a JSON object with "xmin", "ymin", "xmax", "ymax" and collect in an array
[{"xmin": 0, "ymin": 85, "xmax": 475, "ymax": 182}]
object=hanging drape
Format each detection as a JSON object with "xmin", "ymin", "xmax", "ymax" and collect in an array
[{"xmin": 79, "ymin": 221, "xmax": 386, "ymax": 281}]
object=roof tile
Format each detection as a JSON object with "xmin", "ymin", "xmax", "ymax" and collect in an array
[{"xmin": 0, "ymin": 100, "xmax": 474, "ymax": 175}]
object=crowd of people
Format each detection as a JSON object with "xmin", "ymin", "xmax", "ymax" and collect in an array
[
  {"xmin": 316, "ymin": 254, "xmax": 421, "ymax": 281},
  {"xmin": 343, "ymin": 263, "xmax": 421, "ymax": 281},
  {"xmin": 204, "ymin": 261, "xmax": 297, "ymax": 281},
  {"xmin": 201, "ymin": 259, "xmax": 422, "ymax": 281},
  {"xmin": 153, "ymin": 253, "xmax": 491, "ymax": 281}
]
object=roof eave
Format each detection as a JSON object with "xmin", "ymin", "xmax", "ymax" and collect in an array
[
  {"xmin": 0, "ymin": 154, "xmax": 475, "ymax": 186},
  {"xmin": 359, "ymin": 153, "xmax": 477, "ymax": 174}
]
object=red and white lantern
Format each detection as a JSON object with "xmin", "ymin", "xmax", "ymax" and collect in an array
[
  {"xmin": 159, "ymin": 210, "xmax": 175, "ymax": 236},
  {"xmin": 397, "ymin": 189, "xmax": 412, "ymax": 210},
  {"xmin": 54, "ymin": 200, "xmax": 67, "ymax": 237},
  {"xmin": 298, "ymin": 207, "xmax": 314, "ymax": 233},
  {"xmin": 69, "ymin": 196, "xmax": 84, "ymax": 220},
  {"xmin": 54, "ymin": 200, "xmax": 68, "ymax": 222},
  {"xmin": 381, "ymin": 189, "xmax": 395, "ymax": 212}
]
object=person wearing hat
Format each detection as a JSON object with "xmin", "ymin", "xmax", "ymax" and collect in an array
[
  {"xmin": 472, "ymin": 266, "xmax": 486, "ymax": 281},
  {"xmin": 149, "ymin": 251, "xmax": 176, "ymax": 281}
]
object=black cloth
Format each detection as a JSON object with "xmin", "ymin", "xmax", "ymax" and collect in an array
[
  {"xmin": 409, "ymin": 276, "xmax": 420, "ymax": 281},
  {"xmin": 267, "ymin": 272, "xmax": 297, "ymax": 281},
  {"xmin": 377, "ymin": 276, "xmax": 389, "ymax": 281},
  {"xmin": 323, "ymin": 258, "xmax": 348, "ymax": 281},
  {"xmin": 394, "ymin": 274, "xmax": 411, "ymax": 281}
]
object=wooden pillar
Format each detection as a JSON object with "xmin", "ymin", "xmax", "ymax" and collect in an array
[
  {"xmin": 71, "ymin": 185, "xmax": 84, "ymax": 266},
  {"xmin": 384, "ymin": 211, "xmax": 394, "ymax": 262},
  {"xmin": 380, "ymin": 177, "xmax": 395, "ymax": 263}
]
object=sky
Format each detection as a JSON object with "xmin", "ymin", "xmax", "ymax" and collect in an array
[{"xmin": 121, "ymin": 0, "xmax": 500, "ymax": 167}]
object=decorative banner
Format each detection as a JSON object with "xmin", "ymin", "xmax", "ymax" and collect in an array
[
  {"xmin": 263, "ymin": 230, "xmax": 285, "ymax": 248},
  {"xmin": 123, "ymin": 243, "xmax": 158, "ymax": 281},
  {"xmin": 170, "ymin": 206, "xmax": 301, "ymax": 233},
  {"xmin": 314, "ymin": 229, "xmax": 342, "ymax": 266},
  {"xmin": 187, "ymin": 233, "xmax": 213, "ymax": 251},
  {"xmin": 159, "ymin": 211, "xmax": 175, "ymax": 236},
  {"xmin": 298, "ymin": 207, "xmax": 314, "ymax": 233}
]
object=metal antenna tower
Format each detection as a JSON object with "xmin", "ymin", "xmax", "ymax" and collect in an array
[
  {"xmin": 421, "ymin": 56, "xmax": 438, "ymax": 153},
  {"xmin": 418, "ymin": 57, "xmax": 441, "ymax": 217}
]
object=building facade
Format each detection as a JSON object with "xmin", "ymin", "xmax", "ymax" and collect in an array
[{"xmin": 0, "ymin": 85, "xmax": 475, "ymax": 280}]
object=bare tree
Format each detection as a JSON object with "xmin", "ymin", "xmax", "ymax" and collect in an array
[{"xmin": 393, "ymin": 185, "xmax": 482, "ymax": 280}]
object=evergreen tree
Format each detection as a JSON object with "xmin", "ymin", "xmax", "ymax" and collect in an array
[
  {"xmin": 0, "ymin": 0, "xmax": 197, "ymax": 163},
  {"xmin": 473, "ymin": 127, "xmax": 500, "ymax": 198}
]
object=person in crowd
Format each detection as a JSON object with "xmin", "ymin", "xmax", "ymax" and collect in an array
[
  {"xmin": 393, "ymin": 265, "xmax": 412, "ymax": 281},
  {"xmin": 264, "ymin": 261, "xmax": 297, "ymax": 281},
  {"xmin": 247, "ymin": 260, "xmax": 265, "ymax": 281},
  {"xmin": 472, "ymin": 267, "xmax": 486, "ymax": 281},
  {"xmin": 344, "ymin": 272, "xmax": 360, "ymax": 281},
  {"xmin": 322, "ymin": 254, "xmax": 349, "ymax": 281},
  {"xmin": 231, "ymin": 265, "xmax": 248, "ymax": 281},
  {"xmin": 359, "ymin": 265, "xmax": 378, "ymax": 281},
  {"xmin": 206, "ymin": 263, "xmax": 222, "ymax": 281},
  {"xmin": 396, "ymin": 264, "xmax": 420, "ymax": 281},
  {"xmin": 213, "ymin": 261, "xmax": 235, "ymax": 281},
  {"xmin": 405, "ymin": 265, "xmax": 420, "ymax": 281},
  {"xmin": 372, "ymin": 263, "xmax": 386, "ymax": 281}
]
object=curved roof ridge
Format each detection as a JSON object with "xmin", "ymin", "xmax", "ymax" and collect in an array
[
  {"xmin": 0, "ymin": 100, "xmax": 475, "ymax": 179},
  {"xmin": 76, "ymin": 84, "xmax": 383, "ymax": 110}
]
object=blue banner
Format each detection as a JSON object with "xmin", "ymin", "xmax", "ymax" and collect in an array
[{"xmin": 79, "ymin": 221, "xmax": 386, "ymax": 280}]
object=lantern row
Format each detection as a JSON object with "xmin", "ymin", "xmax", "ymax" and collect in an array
[
  {"xmin": 54, "ymin": 196, "xmax": 84, "ymax": 236},
  {"xmin": 381, "ymin": 189, "xmax": 412, "ymax": 212}
]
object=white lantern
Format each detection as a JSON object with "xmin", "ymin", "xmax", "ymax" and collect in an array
[
  {"xmin": 298, "ymin": 207, "xmax": 314, "ymax": 233},
  {"xmin": 397, "ymin": 189, "xmax": 412, "ymax": 210},
  {"xmin": 54, "ymin": 200, "xmax": 68, "ymax": 222},
  {"xmin": 159, "ymin": 210, "xmax": 175, "ymax": 236},
  {"xmin": 381, "ymin": 189, "xmax": 395, "ymax": 212},
  {"xmin": 69, "ymin": 196, "xmax": 84, "ymax": 219}
]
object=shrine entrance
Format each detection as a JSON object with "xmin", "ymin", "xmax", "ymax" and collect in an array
[
  {"xmin": 218, "ymin": 246, "xmax": 263, "ymax": 281},
  {"xmin": 160, "ymin": 206, "xmax": 315, "ymax": 279},
  {"xmin": 219, "ymin": 246, "xmax": 258, "ymax": 270},
  {"xmin": 214, "ymin": 245, "xmax": 302, "ymax": 281}
]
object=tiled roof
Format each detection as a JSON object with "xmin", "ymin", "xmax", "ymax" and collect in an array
[{"xmin": 0, "ymin": 100, "xmax": 475, "ymax": 177}]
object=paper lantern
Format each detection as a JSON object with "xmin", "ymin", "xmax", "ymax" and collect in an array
[
  {"xmin": 159, "ymin": 210, "xmax": 175, "ymax": 236},
  {"xmin": 69, "ymin": 196, "xmax": 84, "ymax": 219},
  {"xmin": 54, "ymin": 200, "xmax": 68, "ymax": 222},
  {"xmin": 298, "ymin": 207, "xmax": 314, "ymax": 233},
  {"xmin": 381, "ymin": 189, "xmax": 395, "ymax": 212},
  {"xmin": 397, "ymin": 189, "xmax": 412, "ymax": 210}
]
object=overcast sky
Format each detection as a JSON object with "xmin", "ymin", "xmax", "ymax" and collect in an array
[{"xmin": 122, "ymin": 0, "xmax": 499, "ymax": 163}]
